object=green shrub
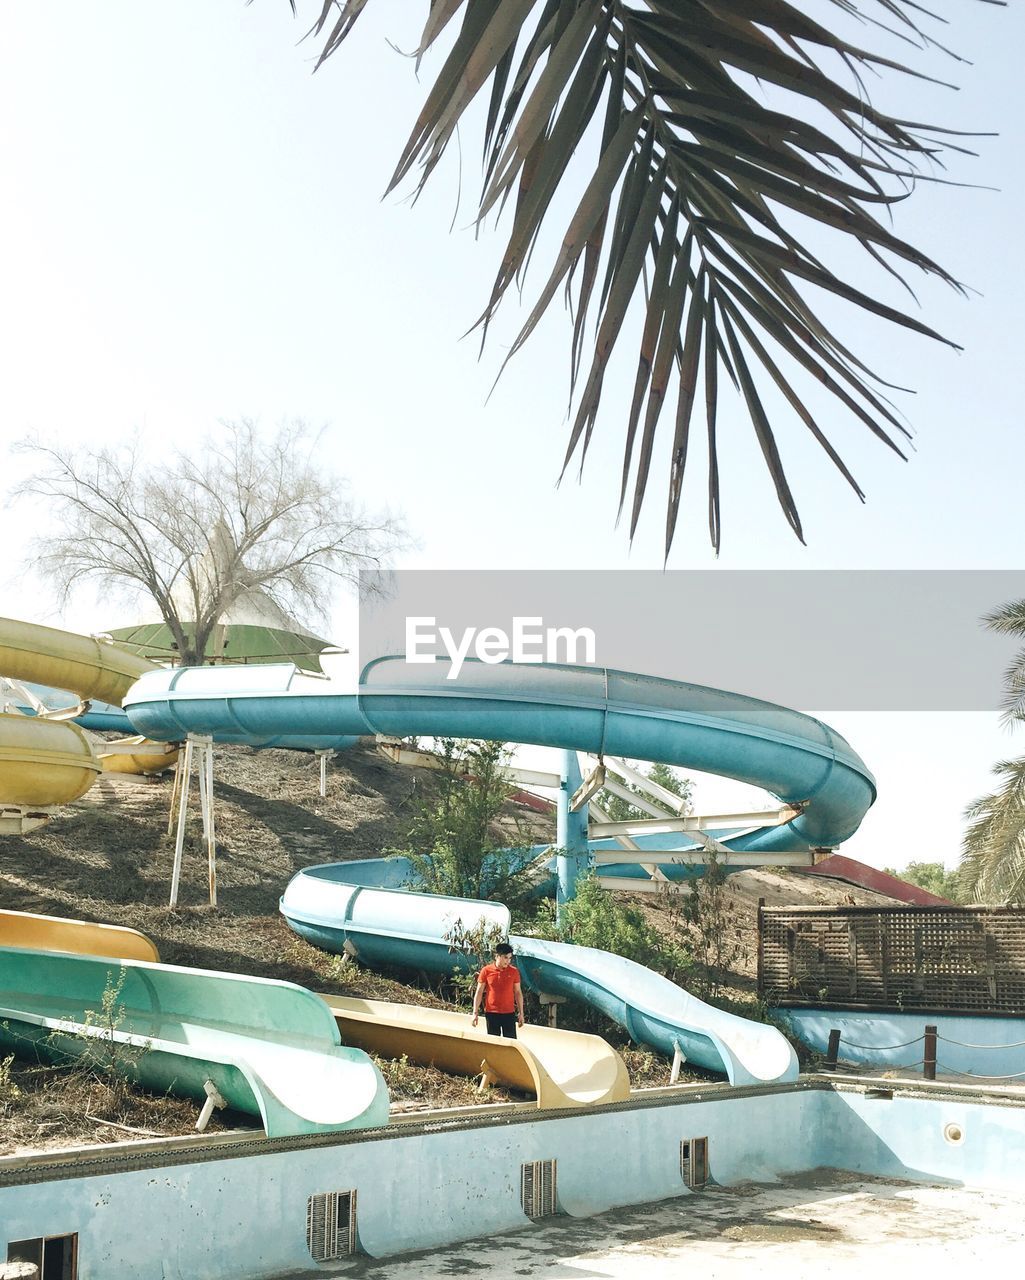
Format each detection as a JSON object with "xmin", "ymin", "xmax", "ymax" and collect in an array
[
  {"xmin": 398, "ymin": 739, "xmax": 540, "ymax": 912},
  {"xmin": 45, "ymin": 967, "xmax": 149, "ymax": 1109},
  {"xmin": 527, "ymin": 874, "xmax": 691, "ymax": 982},
  {"xmin": 657, "ymin": 852, "xmax": 748, "ymax": 999},
  {"xmin": 0, "ymin": 1053, "xmax": 20, "ymax": 1115},
  {"xmin": 442, "ymin": 916, "xmax": 509, "ymax": 1006}
]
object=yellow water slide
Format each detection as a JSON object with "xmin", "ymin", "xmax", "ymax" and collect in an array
[
  {"xmin": 320, "ymin": 994, "xmax": 631, "ymax": 1110},
  {"xmin": 0, "ymin": 908, "xmax": 160, "ymax": 962},
  {"xmin": 95, "ymin": 735, "xmax": 180, "ymax": 776},
  {"xmin": 0, "ymin": 909, "xmax": 626, "ymax": 1113},
  {"xmin": 0, "ymin": 616, "xmax": 161, "ymax": 829},
  {"xmin": 0, "ymin": 617, "xmax": 155, "ymax": 707},
  {"xmin": 0, "ymin": 715, "xmax": 101, "ymax": 807}
]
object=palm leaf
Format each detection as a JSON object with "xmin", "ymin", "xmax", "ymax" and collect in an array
[
  {"xmin": 959, "ymin": 754, "xmax": 1025, "ymax": 903},
  {"xmin": 702, "ymin": 284, "xmax": 722, "ymax": 551},
  {"xmin": 564, "ymin": 146, "xmax": 666, "ymax": 470},
  {"xmin": 619, "ymin": 197, "xmax": 681, "ymax": 511},
  {"xmin": 303, "ymin": 0, "xmax": 989, "ymax": 550},
  {"xmin": 983, "ymin": 600, "xmax": 1025, "ymax": 727}
]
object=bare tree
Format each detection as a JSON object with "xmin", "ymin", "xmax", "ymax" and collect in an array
[{"xmin": 13, "ymin": 420, "xmax": 409, "ymax": 666}]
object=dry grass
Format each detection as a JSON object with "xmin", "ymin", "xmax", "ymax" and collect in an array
[
  {"xmin": 0, "ymin": 742, "xmax": 554, "ymax": 1151},
  {"xmin": 373, "ymin": 1054, "xmax": 520, "ymax": 1111},
  {"xmin": 0, "ymin": 1057, "xmax": 246, "ymax": 1156}
]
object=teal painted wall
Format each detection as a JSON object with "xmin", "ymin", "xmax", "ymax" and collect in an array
[
  {"xmin": 777, "ymin": 1008, "xmax": 1025, "ymax": 1078},
  {"xmin": 811, "ymin": 1089, "xmax": 1025, "ymax": 1187},
  {"xmin": 2, "ymin": 1086, "xmax": 1024, "ymax": 1279}
]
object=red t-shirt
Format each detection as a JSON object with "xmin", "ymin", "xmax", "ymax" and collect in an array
[{"xmin": 477, "ymin": 963, "xmax": 521, "ymax": 1013}]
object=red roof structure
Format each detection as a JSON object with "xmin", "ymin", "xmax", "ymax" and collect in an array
[{"xmin": 798, "ymin": 854, "xmax": 953, "ymax": 906}]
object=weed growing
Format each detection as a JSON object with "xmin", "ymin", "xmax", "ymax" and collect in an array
[
  {"xmin": 0, "ymin": 1052, "xmax": 20, "ymax": 1117},
  {"xmin": 522, "ymin": 873, "xmax": 691, "ymax": 982}
]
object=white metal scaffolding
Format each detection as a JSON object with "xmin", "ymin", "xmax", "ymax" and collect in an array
[{"xmin": 167, "ymin": 734, "xmax": 216, "ymax": 908}]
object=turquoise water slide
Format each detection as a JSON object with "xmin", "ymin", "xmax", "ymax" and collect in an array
[
  {"xmin": 280, "ymin": 858, "xmax": 797, "ymax": 1086},
  {"xmin": 0, "ymin": 945, "xmax": 389, "ymax": 1137},
  {"xmin": 122, "ymin": 656, "xmax": 875, "ymax": 1086},
  {"xmin": 124, "ymin": 656, "xmax": 875, "ymax": 852},
  {"xmin": 13, "ymin": 679, "xmax": 359, "ymax": 750}
]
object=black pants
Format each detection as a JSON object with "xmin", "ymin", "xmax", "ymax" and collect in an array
[{"xmin": 484, "ymin": 1012, "xmax": 518, "ymax": 1038}]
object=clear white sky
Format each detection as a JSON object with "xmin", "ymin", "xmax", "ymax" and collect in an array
[{"xmin": 1, "ymin": 3, "xmax": 1023, "ymax": 871}]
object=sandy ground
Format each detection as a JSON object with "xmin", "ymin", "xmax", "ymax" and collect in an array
[{"xmin": 301, "ymin": 1171, "xmax": 1025, "ymax": 1279}]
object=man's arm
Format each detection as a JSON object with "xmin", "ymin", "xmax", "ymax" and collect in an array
[
  {"xmin": 514, "ymin": 981, "xmax": 525, "ymax": 1026},
  {"xmin": 471, "ymin": 980, "xmax": 485, "ymax": 1026}
]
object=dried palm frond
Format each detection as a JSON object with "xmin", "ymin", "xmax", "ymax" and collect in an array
[{"xmin": 303, "ymin": 0, "xmax": 990, "ymax": 553}]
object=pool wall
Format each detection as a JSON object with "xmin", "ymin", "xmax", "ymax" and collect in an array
[
  {"xmin": 2, "ymin": 1081, "xmax": 1023, "ymax": 1279},
  {"xmin": 820, "ymin": 1087, "xmax": 1025, "ymax": 1187},
  {"xmin": 777, "ymin": 1008, "xmax": 1025, "ymax": 1077}
]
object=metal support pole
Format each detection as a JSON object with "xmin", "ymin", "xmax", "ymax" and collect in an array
[
  {"xmin": 169, "ymin": 737, "xmax": 194, "ymax": 908},
  {"xmin": 167, "ymin": 752, "xmax": 184, "ymax": 836},
  {"xmin": 195, "ymin": 737, "xmax": 216, "ymax": 908},
  {"xmin": 195, "ymin": 1079, "xmax": 227, "ymax": 1132},
  {"xmin": 317, "ymin": 750, "xmax": 329, "ymax": 799},
  {"xmin": 825, "ymin": 1029, "xmax": 842, "ymax": 1070},
  {"xmin": 539, "ymin": 992, "xmax": 567, "ymax": 1028},
  {"xmin": 670, "ymin": 1042, "xmax": 687, "ymax": 1084},
  {"xmin": 556, "ymin": 750, "xmax": 591, "ymax": 916},
  {"xmin": 207, "ymin": 741, "xmax": 216, "ymax": 904},
  {"xmin": 924, "ymin": 1025, "xmax": 937, "ymax": 1081}
]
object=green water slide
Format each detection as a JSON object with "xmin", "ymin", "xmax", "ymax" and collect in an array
[{"xmin": 0, "ymin": 945, "xmax": 389, "ymax": 1138}]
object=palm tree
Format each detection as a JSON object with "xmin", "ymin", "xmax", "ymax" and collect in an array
[
  {"xmin": 299, "ymin": 0, "xmax": 981, "ymax": 553},
  {"xmin": 982, "ymin": 599, "xmax": 1025, "ymax": 727},
  {"xmin": 958, "ymin": 599, "xmax": 1025, "ymax": 903},
  {"xmin": 959, "ymin": 757, "xmax": 1025, "ymax": 905}
]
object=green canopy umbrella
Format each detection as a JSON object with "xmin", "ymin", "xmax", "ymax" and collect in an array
[{"xmin": 108, "ymin": 622, "xmax": 337, "ymax": 674}]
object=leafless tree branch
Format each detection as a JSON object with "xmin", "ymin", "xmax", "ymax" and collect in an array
[{"xmin": 12, "ymin": 419, "xmax": 411, "ymax": 667}]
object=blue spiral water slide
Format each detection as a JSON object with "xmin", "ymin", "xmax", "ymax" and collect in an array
[{"xmin": 123, "ymin": 656, "xmax": 876, "ymax": 1086}]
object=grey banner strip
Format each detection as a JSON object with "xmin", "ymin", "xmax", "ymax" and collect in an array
[{"xmin": 359, "ymin": 570, "xmax": 1025, "ymax": 712}]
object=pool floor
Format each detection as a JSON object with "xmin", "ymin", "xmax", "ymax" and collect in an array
[{"xmin": 301, "ymin": 1170, "xmax": 1025, "ymax": 1278}]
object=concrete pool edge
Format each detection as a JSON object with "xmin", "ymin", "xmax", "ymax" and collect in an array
[
  {"xmin": 5, "ymin": 1074, "xmax": 1025, "ymax": 1188},
  {"xmin": 0, "ymin": 1077, "xmax": 802, "ymax": 1186},
  {"xmin": 4, "ymin": 1075, "xmax": 1025, "ymax": 1277}
]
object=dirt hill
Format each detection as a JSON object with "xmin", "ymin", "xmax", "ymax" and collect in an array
[{"xmin": 0, "ymin": 740, "xmax": 899, "ymax": 1154}]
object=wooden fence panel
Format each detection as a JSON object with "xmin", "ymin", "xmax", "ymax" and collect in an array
[{"xmin": 758, "ymin": 904, "xmax": 1025, "ymax": 1016}]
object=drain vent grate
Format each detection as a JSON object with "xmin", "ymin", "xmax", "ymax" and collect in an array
[
  {"xmin": 681, "ymin": 1137, "xmax": 709, "ymax": 1189},
  {"xmin": 521, "ymin": 1159, "xmax": 558, "ymax": 1218},
  {"xmin": 306, "ymin": 1189, "xmax": 357, "ymax": 1261}
]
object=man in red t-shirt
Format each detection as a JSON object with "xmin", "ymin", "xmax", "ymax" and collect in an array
[{"xmin": 471, "ymin": 942, "xmax": 525, "ymax": 1038}]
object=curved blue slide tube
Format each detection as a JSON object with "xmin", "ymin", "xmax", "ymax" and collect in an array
[
  {"xmin": 280, "ymin": 859, "xmax": 798, "ymax": 1086},
  {"xmin": 122, "ymin": 655, "xmax": 871, "ymax": 1087},
  {"xmin": 124, "ymin": 656, "xmax": 874, "ymax": 851}
]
